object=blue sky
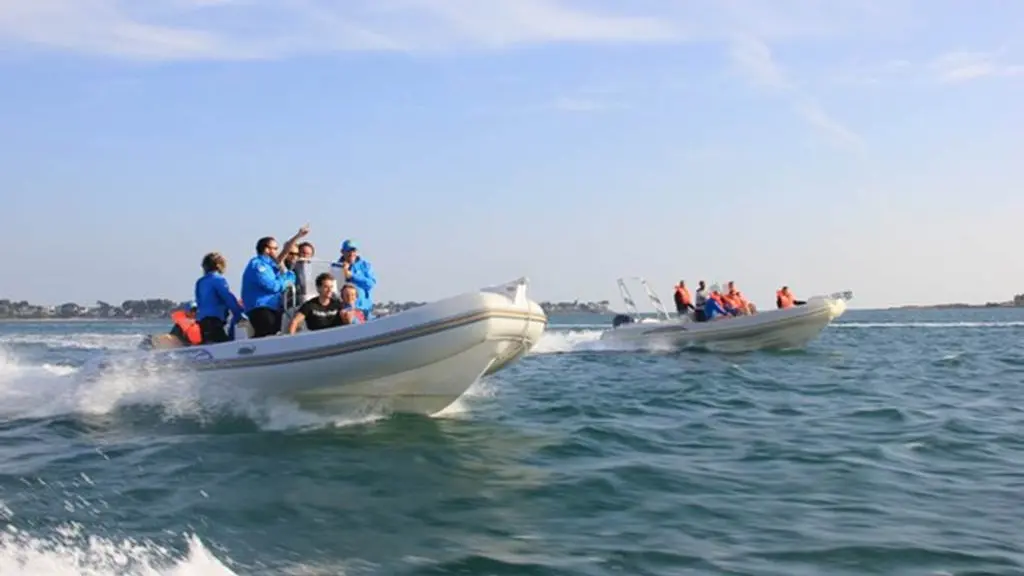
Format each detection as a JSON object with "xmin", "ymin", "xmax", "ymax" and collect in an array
[{"xmin": 1, "ymin": 0, "xmax": 1022, "ymax": 310}]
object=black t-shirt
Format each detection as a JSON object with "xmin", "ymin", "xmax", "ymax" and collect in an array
[{"xmin": 298, "ymin": 297, "xmax": 342, "ymax": 331}]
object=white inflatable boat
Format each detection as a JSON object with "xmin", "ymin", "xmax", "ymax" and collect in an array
[
  {"xmin": 600, "ymin": 277, "xmax": 851, "ymax": 352},
  {"xmin": 83, "ymin": 267, "xmax": 547, "ymax": 416}
]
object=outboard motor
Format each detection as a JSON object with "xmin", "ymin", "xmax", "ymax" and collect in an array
[{"xmin": 612, "ymin": 314, "xmax": 635, "ymax": 329}]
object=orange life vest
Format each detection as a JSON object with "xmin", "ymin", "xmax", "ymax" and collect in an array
[
  {"xmin": 674, "ymin": 286, "xmax": 692, "ymax": 306},
  {"xmin": 777, "ymin": 289, "xmax": 794, "ymax": 309},
  {"xmin": 170, "ymin": 310, "xmax": 202, "ymax": 345},
  {"xmin": 720, "ymin": 291, "xmax": 737, "ymax": 308}
]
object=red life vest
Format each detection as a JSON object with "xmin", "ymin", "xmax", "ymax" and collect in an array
[{"xmin": 169, "ymin": 310, "xmax": 202, "ymax": 345}]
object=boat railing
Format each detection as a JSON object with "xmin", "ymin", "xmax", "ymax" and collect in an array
[{"xmin": 616, "ymin": 276, "xmax": 672, "ymax": 322}]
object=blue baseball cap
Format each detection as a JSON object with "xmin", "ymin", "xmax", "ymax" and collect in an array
[
  {"xmin": 182, "ymin": 301, "xmax": 197, "ymax": 310},
  {"xmin": 340, "ymin": 239, "xmax": 358, "ymax": 252}
]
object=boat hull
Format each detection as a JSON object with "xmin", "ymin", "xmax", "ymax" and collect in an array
[
  {"xmin": 84, "ymin": 279, "xmax": 547, "ymax": 416},
  {"xmin": 600, "ymin": 295, "xmax": 847, "ymax": 352}
]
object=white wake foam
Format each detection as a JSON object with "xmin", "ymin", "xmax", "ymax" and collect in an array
[
  {"xmin": 529, "ymin": 329, "xmax": 605, "ymax": 354},
  {"xmin": 0, "ymin": 332, "xmax": 146, "ymax": 352},
  {"xmin": 0, "ymin": 524, "xmax": 236, "ymax": 576},
  {"xmin": 0, "ymin": 344, "xmax": 392, "ymax": 431},
  {"xmin": 528, "ymin": 328, "xmax": 679, "ymax": 354}
]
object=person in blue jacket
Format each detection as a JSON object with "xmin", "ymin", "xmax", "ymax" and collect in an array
[
  {"xmin": 333, "ymin": 239, "xmax": 377, "ymax": 320},
  {"xmin": 241, "ymin": 227, "xmax": 309, "ymax": 338},
  {"xmin": 703, "ymin": 292, "xmax": 731, "ymax": 321},
  {"xmin": 195, "ymin": 252, "xmax": 245, "ymax": 344}
]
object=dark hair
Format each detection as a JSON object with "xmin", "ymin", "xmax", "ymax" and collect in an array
[
  {"xmin": 315, "ymin": 272, "xmax": 334, "ymax": 288},
  {"xmin": 202, "ymin": 252, "xmax": 226, "ymax": 274},
  {"xmin": 255, "ymin": 236, "xmax": 276, "ymax": 254},
  {"xmin": 298, "ymin": 241, "xmax": 314, "ymax": 255}
]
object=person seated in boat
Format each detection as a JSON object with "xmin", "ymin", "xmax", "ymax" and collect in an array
[
  {"xmin": 339, "ymin": 283, "xmax": 366, "ymax": 326},
  {"xmin": 241, "ymin": 225, "xmax": 309, "ymax": 338},
  {"xmin": 673, "ymin": 281, "xmax": 694, "ymax": 317},
  {"xmin": 704, "ymin": 290, "xmax": 732, "ymax": 321},
  {"xmin": 332, "ymin": 239, "xmax": 376, "ymax": 321},
  {"xmin": 288, "ymin": 272, "xmax": 344, "ymax": 334},
  {"xmin": 196, "ymin": 252, "xmax": 246, "ymax": 344},
  {"xmin": 168, "ymin": 302, "xmax": 202, "ymax": 346},
  {"xmin": 776, "ymin": 286, "xmax": 807, "ymax": 309},
  {"xmin": 723, "ymin": 281, "xmax": 756, "ymax": 315}
]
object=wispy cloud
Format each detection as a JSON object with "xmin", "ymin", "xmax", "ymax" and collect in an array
[
  {"xmin": 0, "ymin": 0, "xmax": 913, "ymax": 62},
  {"xmin": 930, "ymin": 50, "xmax": 1024, "ymax": 83},
  {"xmin": 728, "ymin": 34, "xmax": 862, "ymax": 149},
  {"xmin": 0, "ymin": 0, "xmax": 681, "ymax": 60}
]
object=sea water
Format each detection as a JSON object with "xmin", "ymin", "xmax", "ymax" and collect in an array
[{"xmin": 0, "ymin": 308, "xmax": 1022, "ymax": 575}]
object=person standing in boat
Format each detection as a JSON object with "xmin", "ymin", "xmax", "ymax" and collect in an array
[
  {"xmin": 287, "ymin": 241, "xmax": 319, "ymax": 305},
  {"xmin": 287, "ymin": 273, "xmax": 343, "ymax": 334},
  {"xmin": 195, "ymin": 252, "xmax": 245, "ymax": 344},
  {"xmin": 776, "ymin": 286, "xmax": 806, "ymax": 309},
  {"xmin": 693, "ymin": 281, "xmax": 709, "ymax": 321},
  {"xmin": 333, "ymin": 239, "xmax": 376, "ymax": 321},
  {"xmin": 242, "ymin": 225, "xmax": 310, "ymax": 338},
  {"xmin": 281, "ymin": 245, "xmax": 302, "ymax": 309},
  {"xmin": 673, "ymin": 281, "xmax": 694, "ymax": 317}
]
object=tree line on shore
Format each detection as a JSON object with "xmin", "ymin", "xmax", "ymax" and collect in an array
[
  {"xmin": 0, "ymin": 297, "xmax": 613, "ymax": 319},
  {"xmin": 896, "ymin": 293, "xmax": 1024, "ymax": 309}
]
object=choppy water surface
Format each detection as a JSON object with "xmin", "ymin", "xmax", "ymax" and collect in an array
[{"xmin": 1, "ymin": 308, "xmax": 1023, "ymax": 575}]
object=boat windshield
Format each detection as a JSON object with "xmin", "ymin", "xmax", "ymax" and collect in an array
[{"xmin": 285, "ymin": 258, "xmax": 345, "ymax": 310}]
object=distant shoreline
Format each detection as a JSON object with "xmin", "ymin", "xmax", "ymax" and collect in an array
[
  {"xmin": 0, "ymin": 317, "xmax": 156, "ymax": 324},
  {"xmin": 886, "ymin": 302, "xmax": 1022, "ymax": 311}
]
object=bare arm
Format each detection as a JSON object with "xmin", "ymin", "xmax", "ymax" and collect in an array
[
  {"xmin": 288, "ymin": 312, "xmax": 306, "ymax": 334},
  {"xmin": 275, "ymin": 224, "xmax": 311, "ymax": 267}
]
